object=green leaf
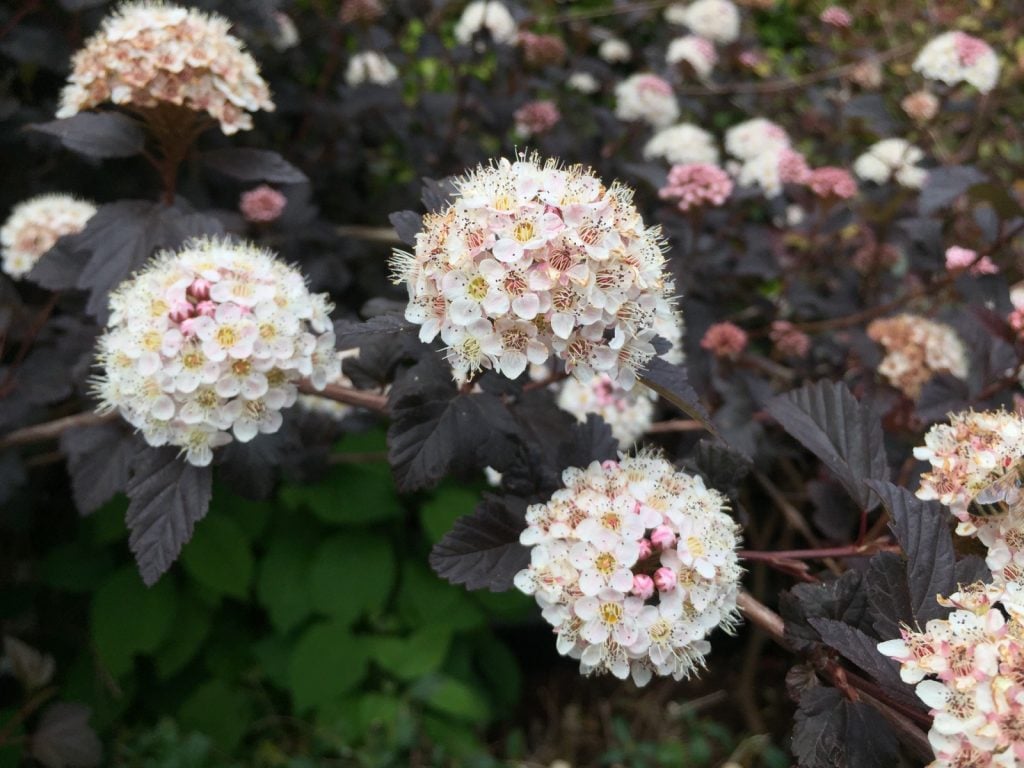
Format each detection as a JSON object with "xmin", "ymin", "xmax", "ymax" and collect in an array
[
  {"xmin": 288, "ymin": 620, "xmax": 368, "ymax": 713},
  {"xmin": 178, "ymin": 680, "xmax": 253, "ymax": 753},
  {"xmin": 420, "ymin": 484, "xmax": 478, "ymax": 544},
  {"xmin": 371, "ymin": 625, "xmax": 451, "ymax": 681},
  {"xmin": 308, "ymin": 533, "xmax": 395, "ymax": 623},
  {"xmin": 256, "ymin": 529, "xmax": 316, "ymax": 633},
  {"xmin": 89, "ymin": 496, "xmax": 128, "ymax": 545},
  {"xmin": 153, "ymin": 595, "xmax": 213, "ymax": 679},
  {"xmin": 474, "ymin": 638, "xmax": 520, "ymax": 715},
  {"xmin": 397, "ymin": 564, "xmax": 485, "ymax": 632},
  {"xmin": 209, "ymin": 484, "xmax": 272, "ymax": 541},
  {"xmin": 281, "ymin": 464, "xmax": 401, "ymax": 525},
  {"xmin": 41, "ymin": 541, "xmax": 114, "ymax": 593},
  {"xmin": 181, "ymin": 516, "xmax": 253, "ymax": 599},
  {"xmin": 413, "ymin": 676, "xmax": 491, "ymax": 724},
  {"xmin": 90, "ymin": 567, "xmax": 177, "ymax": 678}
]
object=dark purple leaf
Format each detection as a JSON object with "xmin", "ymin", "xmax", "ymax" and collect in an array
[
  {"xmin": 334, "ymin": 314, "xmax": 415, "ymax": 351},
  {"xmin": 202, "ymin": 148, "xmax": 307, "ymax": 184},
  {"xmin": 27, "ymin": 242, "xmax": 89, "ymax": 291},
  {"xmin": 420, "ymin": 176, "xmax": 458, "ymax": 212},
  {"xmin": 766, "ymin": 380, "xmax": 888, "ymax": 511},
  {"xmin": 60, "ymin": 423, "xmax": 140, "ymax": 515},
  {"xmin": 639, "ymin": 357, "xmax": 715, "ymax": 431},
  {"xmin": 792, "ymin": 687, "xmax": 844, "ymax": 768},
  {"xmin": 429, "ymin": 494, "xmax": 530, "ymax": 591},
  {"xmin": 865, "ymin": 551, "xmax": 914, "ymax": 639},
  {"xmin": 29, "ymin": 703, "xmax": 102, "ymax": 768},
  {"xmin": 918, "ymin": 165, "xmax": 986, "ymax": 216},
  {"xmin": 866, "ymin": 480, "xmax": 956, "ymax": 624},
  {"xmin": 687, "ymin": 439, "xmax": 752, "ymax": 497},
  {"xmin": 843, "ymin": 700, "xmax": 900, "ymax": 768},
  {"xmin": 125, "ymin": 448, "xmax": 212, "ymax": 586},
  {"xmin": 30, "ymin": 113, "xmax": 145, "ymax": 159},
  {"xmin": 956, "ymin": 555, "xmax": 991, "ymax": 586},
  {"xmin": 779, "ymin": 570, "xmax": 869, "ymax": 653},
  {"xmin": 808, "ymin": 618, "xmax": 908, "ymax": 693},
  {"xmin": 388, "ymin": 211, "xmax": 422, "ymax": 246}
]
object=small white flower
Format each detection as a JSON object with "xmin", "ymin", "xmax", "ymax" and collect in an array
[
  {"xmin": 345, "ymin": 51, "xmax": 399, "ymax": 87},
  {"xmin": 454, "ymin": 0, "xmax": 517, "ymax": 46},
  {"xmin": 853, "ymin": 138, "xmax": 927, "ymax": 188}
]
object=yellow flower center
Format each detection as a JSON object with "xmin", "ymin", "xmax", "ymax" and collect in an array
[
  {"xmin": 467, "ymin": 276, "xmax": 489, "ymax": 301},
  {"xmin": 594, "ymin": 552, "xmax": 616, "ymax": 574},
  {"xmin": 599, "ymin": 603, "xmax": 623, "ymax": 625},
  {"xmin": 216, "ymin": 326, "xmax": 238, "ymax": 347}
]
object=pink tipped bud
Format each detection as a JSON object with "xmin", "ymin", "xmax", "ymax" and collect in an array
[
  {"xmin": 180, "ymin": 317, "xmax": 199, "ymax": 336},
  {"xmin": 631, "ymin": 574, "xmax": 655, "ymax": 600},
  {"xmin": 195, "ymin": 300, "xmax": 216, "ymax": 317},
  {"xmin": 602, "ymin": 459, "xmax": 618, "ymax": 470},
  {"xmin": 654, "ymin": 567, "xmax": 677, "ymax": 592},
  {"xmin": 651, "ymin": 525, "xmax": 676, "ymax": 550},
  {"xmin": 637, "ymin": 538, "xmax": 653, "ymax": 559},
  {"xmin": 169, "ymin": 300, "xmax": 194, "ymax": 323},
  {"xmin": 188, "ymin": 278, "xmax": 211, "ymax": 300}
]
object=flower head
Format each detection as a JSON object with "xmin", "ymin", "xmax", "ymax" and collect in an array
[
  {"xmin": 945, "ymin": 246, "xmax": 998, "ymax": 276},
  {"xmin": 239, "ymin": 185, "xmax": 286, "ymax": 223},
  {"xmin": 819, "ymin": 6, "xmax": 852, "ymax": 28},
  {"xmin": 93, "ymin": 238, "xmax": 339, "ymax": 466},
  {"xmin": 914, "ymin": 31, "xmax": 1000, "ymax": 94},
  {"xmin": 515, "ymin": 449, "xmax": 742, "ymax": 685},
  {"xmin": 598, "ymin": 37, "xmax": 631, "ymax": 63},
  {"xmin": 659, "ymin": 163, "xmax": 733, "ymax": 211},
  {"xmin": 643, "ymin": 123, "xmax": 720, "ymax": 166},
  {"xmin": 1, "ymin": 194, "xmax": 96, "ymax": 280},
  {"xmin": 345, "ymin": 51, "xmax": 398, "ymax": 86},
  {"xmin": 682, "ymin": 0, "xmax": 741, "ymax": 44},
  {"xmin": 514, "ymin": 100, "xmax": 561, "ymax": 137},
  {"xmin": 390, "ymin": 154, "xmax": 677, "ymax": 388},
  {"xmin": 57, "ymin": 2, "xmax": 274, "ymax": 135},
  {"xmin": 614, "ymin": 74, "xmax": 679, "ymax": 128},
  {"xmin": 518, "ymin": 31, "xmax": 567, "ymax": 67},
  {"xmin": 867, "ymin": 314, "xmax": 966, "ymax": 399},
  {"xmin": 853, "ymin": 138, "xmax": 927, "ymax": 188},
  {"xmin": 806, "ymin": 167, "xmax": 857, "ymax": 199},
  {"xmin": 666, "ymin": 35, "xmax": 718, "ymax": 80},
  {"xmin": 701, "ymin": 322, "xmax": 747, "ymax": 360},
  {"xmin": 769, "ymin": 321, "xmax": 810, "ymax": 358},
  {"xmin": 454, "ymin": 1, "xmax": 517, "ymax": 46},
  {"xmin": 901, "ymin": 89, "xmax": 939, "ymax": 122},
  {"xmin": 725, "ymin": 118, "xmax": 789, "ymax": 162}
]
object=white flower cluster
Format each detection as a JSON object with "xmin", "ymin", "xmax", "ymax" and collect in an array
[
  {"xmin": 567, "ymin": 72, "xmax": 600, "ymax": 94},
  {"xmin": 676, "ymin": 0, "xmax": 741, "ymax": 44},
  {"xmin": 724, "ymin": 118, "xmax": 791, "ymax": 197},
  {"xmin": 915, "ymin": 410, "xmax": 1024, "ymax": 610},
  {"xmin": 557, "ymin": 311, "xmax": 684, "ymax": 447},
  {"xmin": 866, "ymin": 314, "xmax": 967, "ymax": 399},
  {"xmin": 345, "ymin": 51, "xmax": 399, "ymax": 87},
  {"xmin": 57, "ymin": 2, "xmax": 274, "ymax": 135},
  {"xmin": 514, "ymin": 450, "xmax": 742, "ymax": 685},
  {"xmin": 853, "ymin": 138, "xmax": 928, "ymax": 189},
  {"xmin": 643, "ymin": 123, "xmax": 720, "ymax": 166},
  {"xmin": 913, "ymin": 31, "xmax": 1000, "ymax": 94},
  {"xmin": 666, "ymin": 35, "xmax": 718, "ymax": 79},
  {"xmin": 454, "ymin": 1, "xmax": 517, "ymax": 46},
  {"xmin": 390, "ymin": 154, "xmax": 677, "ymax": 388},
  {"xmin": 598, "ymin": 37, "xmax": 632, "ymax": 64},
  {"xmin": 93, "ymin": 238, "xmax": 340, "ymax": 466},
  {"xmin": 879, "ymin": 585, "xmax": 1024, "ymax": 767},
  {"xmin": 1, "ymin": 194, "xmax": 96, "ymax": 280},
  {"xmin": 614, "ymin": 73, "xmax": 679, "ymax": 128}
]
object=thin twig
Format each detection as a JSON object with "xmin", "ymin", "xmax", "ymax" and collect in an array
[
  {"xmin": 645, "ymin": 419, "xmax": 705, "ymax": 433},
  {"xmin": 0, "ymin": 411, "xmax": 114, "ymax": 451},
  {"xmin": 739, "ymin": 541, "xmax": 899, "ymax": 561},
  {"xmin": 335, "ymin": 225, "xmax": 402, "ymax": 244},
  {"xmin": 299, "ymin": 380, "xmax": 388, "ymax": 412}
]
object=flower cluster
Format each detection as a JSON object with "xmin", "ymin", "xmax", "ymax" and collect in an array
[
  {"xmin": 659, "ymin": 163, "xmax": 733, "ymax": 211},
  {"xmin": 514, "ymin": 100, "xmax": 561, "ymax": 137},
  {"xmin": 1, "ymin": 194, "xmax": 96, "ymax": 280},
  {"xmin": 913, "ymin": 31, "xmax": 1000, "ymax": 94},
  {"xmin": 701, "ymin": 322, "xmax": 748, "ymax": 360},
  {"xmin": 902, "ymin": 90, "xmax": 940, "ymax": 122},
  {"xmin": 57, "ymin": 2, "xmax": 274, "ymax": 135},
  {"xmin": 643, "ymin": 123, "xmax": 720, "ymax": 166},
  {"xmin": 345, "ymin": 51, "xmax": 399, "ymax": 87},
  {"xmin": 614, "ymin": 74, "xmax": 679, "ymax": 128},
  {"xmin": 945, "ymin": 245, "xmax": 998, "ymax": 275},
  {"xmin": 853, "ymin": 138, "xmax": 928, "ymax": 188},
  {"xmin": 390, "ymin": 154, "xmax": 677, "ymax": 387},
  {"xmin": 93, "ymin": 238, "xmax": 339, "ymax": 466},
  {"xmin": 666, "ymin": 35, "xmax": 718, "ymax": 79},
  {"xmin": 866, "ymin": 314, "xmax": 967, "ymax": 399},
  {"xmin": 819, "ymin": 6, "xmax": 852, "ymax": 28},
  {"xmin": 598, "ymin": 37, "xmax": 632, "ymax": 64},
  {"xmin": 514, "ymin": 450, "xmax": 742, "ymax": 685},
  {"xmin": 806, "ymin": 167, "xmax": 857, "ymax": 199},
  {"xmin": 518, "ymin": 32, "xmax": 567, "ymax": 67},
  {"xmin": 724, "ymin": 118, "xmax": 793, "ymax": 197},
  {"xmin": 673, "ymin": 0, "xmax": 741, "ymax": 44},
  {"xmin": 567, "ymin": 71, "xmax": 601, "ymax": 94},
  {"xmin": 879, "ymin": 587, "xmax": 1024, "ymax": 767},
  {"xmin": 769, "ymin": 321, "xmax": 810, "ymax": 358},
  {"xmin": 239, "ymin": 185, "xmax": 286, "ymax": 224},
  {"xmin": 454, "ymin": 1, "xmax": 517, "ymax": 47},
  {"xmin": 557, "ymin": 311, "xmax": 684, "ymax": 447}
]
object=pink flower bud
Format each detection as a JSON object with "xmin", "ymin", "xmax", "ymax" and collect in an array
[
  {"xmin": 701, "ymin": 322, "xmax": 748, "ymax": 360},
  {"xmin": 188, "ymin": 278, "xmax": 211, "ymax": 300},
  {"xmin": 169, "ymin": 300, "xmax": 194, "ymax": 323},
  {"xmin": 637, "ymin": 538, "xmax": 653, "ymax": 559},
  {"xmin": 654, "ymin": 567, "xmax": 677, "ymax": 592},
  {"xmin": 602, "ymin": 460, "xmax": 618, "ymax": 470},
  {"xmin": 631, "ymin": 574, "xmax": 655, "ymax": 600},
  {"xmin": 651, "ymin": 525, "xmax": 676, "ymax": 550},
  {"xmin": 195, "ymin": 300, "xmax": 216, "ymax": 317},
  {"xmin": 240, "ymin": 185, "xmax": 287, "ymax": 223},
  {"xmin": 180, "ymin": 317, "xmax": 199, "ymax": 336}
]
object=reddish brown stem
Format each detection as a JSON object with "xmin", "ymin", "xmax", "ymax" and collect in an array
[
  {"xmin": 0, "ymin": 412, "xmax": 115, "ymax": 451},
  {"xmin": 739, "ymin": 542, "xmax": 899, "ymax": 561}
]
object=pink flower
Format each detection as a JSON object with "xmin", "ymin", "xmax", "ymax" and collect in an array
[
  {"xmin": 819, "ymin": 6, "xmax": 852, "ymax": 28},
  {"xmin": 945, "ymin": 245, "xmax": 998, "ymax": 275},
  {"xmin": 770, "ymin": 321, "xmax": 811, "ymax": 358},
  {"xmin": 659, "ymin": 163, "xmax": 733, "ymax": 211},
  {"xmin": 807, "ymin": 167, "xmax": 857, "ymax": 199},
  {"xmin": 701, "ymin": 322, "xmax": 748, "ymax": 360},
  {"xmin": 240, "ymin": 185, "xmax": 287, "ymax": 223},
  {"xmin": 738, "ymin": 50, "xmax": 763, "ymax": 69},
  {"xmin": 954, "ymin": 31, "xmax": 990, "ymax": 67},
  {"xmin": 518, "ymin": 31, "xmax": 567, "ymax": 67},
  {"xmin": 631, "ymin": 574, "xmax": 655, "ymax": 600},
  {"xmin": 901, "ymin": 90, "xmax": 939, "ymax": 122},
  {"xmin": 514, "ymin": 100, "xmax": 561, "ymax": 137},
  {"xmin": 778, "ymin": 148, "xmax": 811, "ymax": 184}
]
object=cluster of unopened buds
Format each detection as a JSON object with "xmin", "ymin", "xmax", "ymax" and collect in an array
[
  {"xmin": 94, "ymin": 238, "xmax": 339, "ymax": 466},
  {"xmin": 659, "ymin": 164, "xmax": 733, "ymax": 211},
  {"xmin": 57, "ymin": 2, "xmax": 274, "ymax": 135},
  {"xmin": 390, "ymin": 154, "xmax": 677, "ymax": 388},
  {"xmin": 515, "ymin": 450, "xmax": 742, "ymax": 686},
  {"xmin": 879, "ymin": 583, "xmax": 1024, "ymax": 767}
]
